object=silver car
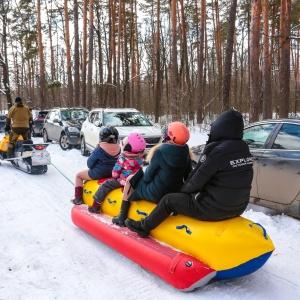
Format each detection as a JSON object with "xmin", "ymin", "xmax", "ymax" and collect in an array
[{"xmin": 80, "ymin": 108, "xmax": 162, "ymax": 156}]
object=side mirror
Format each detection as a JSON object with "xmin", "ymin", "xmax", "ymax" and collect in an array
[
  {"xmin": 94, "ymin": 120, "xmax": 102, "ymax": 127},
  {"xmin": 53, "ymin": 118, "xmax": 60, "ymax": 123}
]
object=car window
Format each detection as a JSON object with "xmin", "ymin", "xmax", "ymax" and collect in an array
[
  {"xmin": 88, "ymin": 112, "xmax": 95, "ymax": 123},
  {"xmin": 93, "ymin": 112, "xmax": 100, "ymax": 124},
  {"xmin": 54, "ymin": 111, "xmax": 60, "ymax": 120},
  {"xmin": 89, "ymin": 112, "xmax": 99, "ymax": 124},
  {"xmin": 38, "ymin": 111, "xmax": 48, "ymax": 118},
  {"xmin": 243, "ymin": 123, "xmax": 276, "ymax": 149},
  {"xmin": 61, "ymin": 109, "xmax": 88, "ymax": 121},
  {"xmin": 47, "ymin": 111, "xmax": 55, "ymax": 121},
  {"xmin": 272, "ymin": 124, "xmax": 300, "ymax": 150},
  {"xmin": 103, "ymin": 112, "xmax": 151, "ymax": 127}
]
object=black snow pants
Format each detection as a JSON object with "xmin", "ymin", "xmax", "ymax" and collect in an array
[
  {"xmin": 142, "ymin": 193, "xmax": 220, "ymax": 231},
  {"xmin": 143, "ymin": 192, "xmax": 241, "ymax": 231},
  {"xmin": 93, "ymin": 179, "xmax": 122, "ymax": 204}
]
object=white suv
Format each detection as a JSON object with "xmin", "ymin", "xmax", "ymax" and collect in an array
[{"xmin": 80, "ymin": 108, "xmax": 162, "ymax": 156}]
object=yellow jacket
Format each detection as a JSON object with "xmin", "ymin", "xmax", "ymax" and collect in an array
[{"xmin": 7, "ymin": 104, "xmax": 32, "ymax": 128}]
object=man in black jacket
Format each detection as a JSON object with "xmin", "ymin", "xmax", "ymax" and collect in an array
[{"xmin": 125, "ymin": 109, "xmax": 254, "ymax": 237}]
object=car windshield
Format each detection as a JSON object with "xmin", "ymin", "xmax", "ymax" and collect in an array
[
  {"xmin": 38, "ymin": 111, "xmax": 48, "ymax": 118},
  {"xmin": 61, "ymin": 109, "xmax": 88, "ymax": 121},
  {"xmin": 103, "ymin": 112, "xmax": 151, "ymax": 127}
]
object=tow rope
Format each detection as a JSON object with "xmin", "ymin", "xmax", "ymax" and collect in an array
[{"xmin": 51, "ymin": 162, "xmax": 74, "ymax": 186}]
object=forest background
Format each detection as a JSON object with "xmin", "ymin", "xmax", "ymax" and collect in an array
[{"xmin": 0, "ymin": 0, "xmax": 300, "ymax": 123}]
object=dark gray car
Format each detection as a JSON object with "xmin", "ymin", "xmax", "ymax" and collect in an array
[
  {"xmin": 243, "ymin": 119, "xmax": 300, "ymax": 218},
  {"xmin": 192, "ymin": 119, "xmax": 300, "ymax": 218},
  {"xmin": 43, "ymin": 108, "xmax": 89, "ymax": 150}
]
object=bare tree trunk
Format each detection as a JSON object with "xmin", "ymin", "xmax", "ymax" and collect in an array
[
  {"xmin": 249, "ymin": 0, "xmax": 262, "ymax": 122},
  {"xmin": 95, "ymin": 4, "xmax": 103, "ymax": 105},
  {"xmin": 279, "ymin": 0, "xmax": 291, "ymax": 118},
  {"xmin": 129, "ymin": 0, "xmax": 137, "ymax": 107},
  {"xmin": 73, "ymin": 0, "xmax": 80, "ymax": 107},
  {"xmin": 45, "ymin": 1, "xmax": 56, "ymax": 107},
  {"xmin": 170, "ymin": 0, "xmax": 178, "ymax": 119},
  {"xmin": 36, "ymin": 0, "xmax": 47, "ymax": 109},
  {"xmin": 81, "ymin": 0, "xmax": 88, "ymax": 107},
  {"xmin": 179, "ymin": 0, "xmax": 191, "ymax": 119},
  {"xmin": 0, "ymin": 3, "xmax": 12, "ymax": 108},
  {"xmin": 214, "ymin": 0, "xmax": 223, "ymax": 107},
  {"xmin": 196, "ymin": 0, "xmax": 206, "ymax": 123},
  {"xmin": 87, "ymin": 0, "xmax": 95, "ymax": 108},
  {"xmin": 154, "ymin": 0, "xmax": 161, "ymax": 122},
  {"xmin": 116, "ymin": 0, "xmax": 122, "ymax": 106},
  {"xmin": 222, "ymin": 0, "xmax": 238, "ymax": 110},
  {"xmin": 262, "ymin": 0, "xmax": 272, "ymax": 118},
  {"xmin": 64, "ymin": 0, "xmax": 73, "ymax": 106},
  {"xmin": 0, "ymin": 53, "xmax": 12, "ymax": 108}
]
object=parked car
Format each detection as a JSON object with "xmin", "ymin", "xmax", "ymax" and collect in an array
[
  {"xmin": 80, "ymin": 108, "xmax": 161, "ymax": 156},
  {"xmin": 43, "ymin": 108, "xmax": 89, "ymax": 150},
  {"xmin": 31, "ymin": 110, "xmax": 49, "ymax": 137},
  {"xmin": 0, "ymin": 114, "xmax": 6, "ymax": 133},
  {"xmin": 192, "ymin": 119, "xmax": 300, "ymax": 218}
]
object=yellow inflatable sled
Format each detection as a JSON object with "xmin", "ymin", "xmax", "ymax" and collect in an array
[{"xmin": 71, "ymin": 179, "xmax": 275, "ymax": 290}]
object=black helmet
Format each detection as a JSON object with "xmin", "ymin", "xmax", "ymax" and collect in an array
[
  {"xmin": 15, "ymin": 96, "xmax": 22, "ymax": 103},
  {"xmin": 99, "ymin": 126, "xmax": 119, "ymax": 143}
]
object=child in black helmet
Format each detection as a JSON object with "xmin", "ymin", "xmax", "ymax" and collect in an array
[
  {"xmin": 88, "ymin": 132, "xmax": 146, "ymax": 214},
  {"xmin": 72, "ymin": 126, "xmax": 121, "ymax": 205}
]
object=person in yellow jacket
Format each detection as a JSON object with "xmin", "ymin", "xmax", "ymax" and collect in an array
[{"xmin": 5, "ymin": 97, "xmax": 32, "ymax": 157}]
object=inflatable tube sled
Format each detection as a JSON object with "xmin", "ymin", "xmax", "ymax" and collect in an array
[{"xmin": 71, "ymin": 180, "xmax": 275, "ymax": 291}]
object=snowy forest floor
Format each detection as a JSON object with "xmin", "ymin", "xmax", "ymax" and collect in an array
[{"xmin": 0, "ymin": 129, "xmax": 300, "ymax": 300}]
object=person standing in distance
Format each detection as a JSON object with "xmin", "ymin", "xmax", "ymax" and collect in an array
[{"xmin": 5, "ymin": 96, "xmax": 32, "ymax": 157}]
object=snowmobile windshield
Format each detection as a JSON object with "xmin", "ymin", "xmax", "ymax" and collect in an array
[
  {"xmin": 61, "ymin": 109, "xmax": 88, "ymax": 121},
  {"xmin": 103, "ymin": 112, "xmax": 151, "ymax": 127}
]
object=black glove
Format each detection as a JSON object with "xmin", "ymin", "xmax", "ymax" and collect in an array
[{"xmin": 4, "ymin": 124, "xmax": 11, "ymax": 133}]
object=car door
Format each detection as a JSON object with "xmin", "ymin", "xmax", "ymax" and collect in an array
[
  {"xmin": 52, "ymin": 110, "xmax": 63, "ymax": 141},
  {"xmin": 243, "ymin": 122, "xmax": 278, "ymax": 198},
  {"xmin": 45, "ymin": 111, "xmax": 55, "ymax": 139},
  {"xmin": 90, "ymin": 111, "xmax": 102, "ymax": 148},
  {"xmin": 84, "ymin": 111, "xmax": 97, "ymax": 147},
  {"xmin": 256, "ymin": 123, "xmax": 300, "ymax": 205}
]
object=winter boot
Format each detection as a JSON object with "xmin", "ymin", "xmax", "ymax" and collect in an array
[
  {"xmin": 88, "ymin": 200, "xmax": 102, "ymax": 214},
  {"xmin": 71, "ymin": 186, "xmax": 83, "ymax": 205},
  {"xmin": 125, "ymin": 219, "xmax": 150, "ymax": 238},
  {"xmin": 112, "ymin": 201, "xmax": 130, "ymax": 227}
]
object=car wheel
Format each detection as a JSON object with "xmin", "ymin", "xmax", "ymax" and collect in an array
[
  {"xmin": 43, "ymin": 130, "xmax": 51, "ymax": 142},
  {"xmin": 59, "ymin": 133, "xmax": 70, "ymax": 150},
  {"xmin": 80, "ymin": 136, "xmax": 89, "ymax": 156}
]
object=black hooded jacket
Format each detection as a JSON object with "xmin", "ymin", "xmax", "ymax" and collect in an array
[{"xmin": 181, "ymin": 109, "xmax": 253, "ymax": 220}]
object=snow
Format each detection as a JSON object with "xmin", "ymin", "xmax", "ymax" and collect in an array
[{"xmin": 1, "ymin": 132, "xmax": 300, "ymax": 300}]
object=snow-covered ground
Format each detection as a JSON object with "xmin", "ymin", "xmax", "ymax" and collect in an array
[{"xmin": 1, "ymin": 130, "xmax": 300, "ymax": 300}]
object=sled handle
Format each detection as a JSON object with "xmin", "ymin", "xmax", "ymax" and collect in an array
[
  {"xmin": 249, "ymin": 223, "xmax": 268, "ymax": 240},
  {"xmin": 176, "ymin": 224, "xmax": 192, "ymax": 235}
]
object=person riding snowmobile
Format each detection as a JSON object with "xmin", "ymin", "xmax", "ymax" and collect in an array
[{"xmin": 5, "ymin": 97, "xmax": 32, "ymax": 158}]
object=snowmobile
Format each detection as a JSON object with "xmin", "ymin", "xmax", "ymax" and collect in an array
[{"xmin": 0, "ymin": 134, "xmax": 51, "ymax": 174}]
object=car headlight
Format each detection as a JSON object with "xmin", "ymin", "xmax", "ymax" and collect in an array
[{"xmin": 67, "ymin": 127, "xmax": 80, "ymax": 133}]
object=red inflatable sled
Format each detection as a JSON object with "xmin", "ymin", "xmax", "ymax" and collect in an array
[{"xmin": 72, "ymin": 206, "xmax": 216, "ymax": 291}]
